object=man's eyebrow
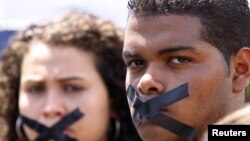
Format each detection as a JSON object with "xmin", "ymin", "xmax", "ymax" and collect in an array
[
  {"xmin": 158, "ymin": 46, "xmax": 196, "ymax": 56},
  {"xmin": 123, "ymin": 46, "xmax": 197, "ymax": 58},
  {"xmin": 123, "ymin": 50, "xmax": 141, "ymax": 58}
]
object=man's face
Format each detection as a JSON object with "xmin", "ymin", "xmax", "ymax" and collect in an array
[{"xmin": 123, "ymin": 14, "xmax": 234, "ymax": 141}]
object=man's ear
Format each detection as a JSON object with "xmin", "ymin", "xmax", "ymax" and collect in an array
[{"xmin": 232, "ymin": 47, "xmax": 250, "ymax": 93}]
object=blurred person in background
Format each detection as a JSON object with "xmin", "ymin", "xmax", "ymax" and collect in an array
[
  {"xmin": 0, "ymin": 30, "xmax": 16, "ymax": 51},
  {"xmin": 0, "ymin": 11, "xmax": 141, "ymax": 141}
]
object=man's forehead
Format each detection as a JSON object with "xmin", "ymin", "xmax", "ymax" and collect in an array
[
  {"xmin": 125, "ymin": 15, "xmax": 203, "ymax": 48},
  {"xmin": 126, "ymin": 14, "xmax": 202, "ymax": 34}
]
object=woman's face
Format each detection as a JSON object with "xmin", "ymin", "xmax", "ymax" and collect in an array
[{"xmin": 19, "ymin": 42, "xmax": 110, "ymax": 141}]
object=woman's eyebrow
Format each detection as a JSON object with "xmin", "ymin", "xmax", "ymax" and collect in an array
[
  {"xmin": 56, "ymin": 76, "xmax": 85, "ymax": 82},
  {"xmin": 22, "ymin": 76, "xmax": 85, "ymax": 84}
]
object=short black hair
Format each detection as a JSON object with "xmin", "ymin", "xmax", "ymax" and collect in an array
[{"xmin": 128, "ymin": 0, "xmax": 250, "ymax": 65}]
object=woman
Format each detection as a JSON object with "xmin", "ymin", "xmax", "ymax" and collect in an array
[{"xmin": 0, "ymin": 12, "xmax": 141, "ymax": 141}]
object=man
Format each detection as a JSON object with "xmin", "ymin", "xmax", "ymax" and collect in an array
[{"xmin": 123, "ymin": 0, "xmax": 250, "ymax": 141}]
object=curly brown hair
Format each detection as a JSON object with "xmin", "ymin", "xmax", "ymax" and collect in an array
[{"xmin": 0, "ymin": 12, "xmax": 141, "ymax": 141}]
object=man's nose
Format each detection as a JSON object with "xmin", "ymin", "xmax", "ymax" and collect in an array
[
  {"xmin": 42, "ymin": 92, "xmax": 66, "ymax": 118},
  {"xmin": 138, "ymin": 72, "xmax": 165, "ymax": 95}
]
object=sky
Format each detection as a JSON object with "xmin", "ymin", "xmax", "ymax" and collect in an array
[
  {"xmin": 0, "ymin": 0, "xmax": 129, "ymax": 51},
  {"xmin": 0, "ymin": 0, "xmax": 250, "ymax": 30},
  {"xmin": 1, "ymin": 0, "xmax": 250, "ymax": 51},
  {"xmin": 0, "ymin": 0, "xmax": 129, "ymax": 29},
  {"xmin": 0, "ymin": 0, "xmax": 250, "ymax": 29}
]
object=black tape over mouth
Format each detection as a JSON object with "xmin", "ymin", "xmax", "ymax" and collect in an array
[
  {"xmin": 20, "ymin": 108, "xmax": 84, "ymax": 141},
  {"xmin": 126, "ymin": 83, "xmax": 196, "ymax": 141}
]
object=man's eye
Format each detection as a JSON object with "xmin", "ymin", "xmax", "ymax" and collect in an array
[
  {"xmin": 64, "ymin": 85, "xmax": 82, "ymax": 93},
  {"xmin": 27, "ymin": 86, "xmax": 45, "ymax": 94},
  {"xmin": 127, "ymin": 60, "xmax": 145, "ymax": 68},
  {"xmin": 170, "ymin": 57, "xmax": 190, "ymax": 64}
]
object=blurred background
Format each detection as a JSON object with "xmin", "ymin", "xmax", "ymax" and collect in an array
[
  {"xmin": 0, "ymin": 0, "xmax": 250, "ymax": 101},
  {"xmin": 0, "ymin": 0, "xmax": 128, "ymax": 29},
  {"xmin": 0, "ymin": 0, "xmax": 128, "ymax": 51}
]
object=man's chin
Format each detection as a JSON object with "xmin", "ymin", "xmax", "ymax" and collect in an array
[{"xmin": 137, "ymin": 120, "xmax": 184, "ymax": 141}]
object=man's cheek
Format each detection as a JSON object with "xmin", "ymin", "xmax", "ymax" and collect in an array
[{"xmin": 128, "ymin": 100, "xmax": 135, "ymax": 115}]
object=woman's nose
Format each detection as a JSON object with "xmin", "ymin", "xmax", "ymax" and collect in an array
[{"xmin": 42, "ymin": 93, "xmax": 66, "ymax": 118}]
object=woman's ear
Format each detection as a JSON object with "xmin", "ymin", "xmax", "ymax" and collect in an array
[{"xmin": 232, "ymin": 47, "xmax": 250, "ymax": 93}]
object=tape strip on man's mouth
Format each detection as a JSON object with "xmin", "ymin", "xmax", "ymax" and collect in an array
[{"xmin": 126, "ymin": 83, "xmax": 196, "ymax": 141}]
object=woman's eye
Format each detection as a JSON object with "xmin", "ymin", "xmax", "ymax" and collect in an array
[
  {"xmin": 27, "ymin": 86, "xmax": 45, "ymax": 94},
  {"xmin": 170, "ymin": 57, "xmax": 190, "ymax": 64},
  {"xmin": 64, "ymin": 85, "xmax": 82, "ymax": 92}
]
